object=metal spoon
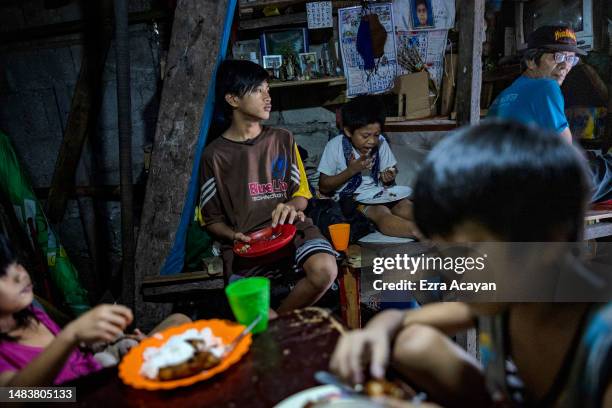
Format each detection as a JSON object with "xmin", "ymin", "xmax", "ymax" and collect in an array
[{"xmin": 222, "ymin": 315, "xmax": 262, "ymax": 358}]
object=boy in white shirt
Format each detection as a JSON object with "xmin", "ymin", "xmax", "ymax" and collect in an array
[{"xmin": 317, "ymin": 95, "xmax": 421, "ymax": 238}]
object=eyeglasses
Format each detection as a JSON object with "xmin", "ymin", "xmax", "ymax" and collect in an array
[{"xmin": 553, "ymin": 52, "xmax": 580, "ymax": 67}]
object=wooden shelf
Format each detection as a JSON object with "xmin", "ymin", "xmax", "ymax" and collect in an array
[
  {"xmin": 240, "ymin": 0, "xmax": 303, "ymax": 11},
  {"xmin": 240, "ymin": 12, "xmax": 306, "ymax": 30},
  {"xmin": 269, "ymin": 77, "xmax": 346, "ymax": 88},
  {"xmin": 239, "ymin": 0, "xmax": 359, "ymax": 13},
  {"xmin": 239, "ymin": 1, "xmax": 360, "ymax": 29},
  {"xmin": 384, "ymin": 117, "xmax": 458, "ymax": 132}
]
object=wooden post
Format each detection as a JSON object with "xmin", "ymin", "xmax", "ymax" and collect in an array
[
  {"xmin": 454, "ymin": 0, "xmax": 484, "ymax": 357},
  {"xmin": 455, "ymin": 0, "xmax": 484, "ymax": 126},
  {"xmin": 134, "ymin": 0, "xmax": 230, "ymax": 328},
  {"xmin": 605, "ymin": 12, "xmax": 612, "ymax": 152}
]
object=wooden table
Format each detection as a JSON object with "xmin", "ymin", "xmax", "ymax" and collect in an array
[{"xmin": 63, "ymin": 308, "xmax": 344, "ymax": 407}]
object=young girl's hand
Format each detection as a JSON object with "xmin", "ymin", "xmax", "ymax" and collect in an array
[{"xmin": 64, "ymin": 304, "xmax": 133, "ymax": 346}]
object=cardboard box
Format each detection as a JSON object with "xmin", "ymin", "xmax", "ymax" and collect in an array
[{"xmin": 392, "ymin": 71, "xmax": 434, "ymax": 120}]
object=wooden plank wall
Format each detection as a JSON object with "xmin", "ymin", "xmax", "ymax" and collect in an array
[{"xmin": 133, "ymin": 0, "xmax": 230, "ymax": 327}]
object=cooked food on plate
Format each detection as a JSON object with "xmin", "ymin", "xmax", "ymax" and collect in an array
[{"xmin": 140, "ymin": 327, "xmax": 225, "ymax": 381}]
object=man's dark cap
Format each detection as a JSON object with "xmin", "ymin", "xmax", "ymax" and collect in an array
[{"xmin": 527, "ymin": 25, "xmax": 587, "ymax": 56}]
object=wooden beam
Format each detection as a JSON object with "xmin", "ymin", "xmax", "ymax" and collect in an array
[
  {"xmin": 44, "ymin": 2, "xmax": 113, "ymax": 224},
  {"xmin": 455, "ymin": 0, "xmax": 484, "ymax": 126},
  {"xmin": 239, "ymin": 0, "xmax": 359, "ymax": 14},
  {"xmin": 134, "ymin": 0, "xmax": 230, "ymax": 329},
  {"xmin": 44, "ymin": 42, "xmax": 111, "ymax": 223},
  {"xmin": 0, "ymin": 9, "xmax": 169, "ymax": 46},
  {"xmin": 142, "ymin": 271, "xmax": 224, "ymax": 303},
  {"xmin": 239, "ymin": 12, "xmax": 306, "ymax": 30}
]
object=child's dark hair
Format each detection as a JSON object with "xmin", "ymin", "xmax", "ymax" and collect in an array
[
  {"xmin": 413, "ymin": 120, "xmax": 591, "ymax": 241},
  {"xmin": 341, "ymin": 95, "xmax": 386, "ymax": 134},
  {"xmin": 214, "ymin": 59, "xmax": 269, "ymax": 124},
  {"xmin": 0, "ymin": 233, "xmax": 36, "ymax": 341}
]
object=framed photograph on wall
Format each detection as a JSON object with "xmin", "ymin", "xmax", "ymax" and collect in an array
[
  {"xmin": 261, "ymin": 28, "xmax": 309, "ymax": 56},
  {"xmin": 298, "ymin": 52, "xmax": 319, "ymax": 77},
  {"xmin": 411, "ymin": 0, "xmax": 434, "ymax": 29},
  {"xmin": 232, "ymin": 39, "xmax": 262, "ymax": 64},
  {"xmin": 262, "ymin": 54, "xmax": 283, "ymax": 69}
]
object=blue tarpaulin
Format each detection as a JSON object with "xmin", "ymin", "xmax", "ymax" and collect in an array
[{"xmin": 159, "ymin": 0, "xmax": 237, "ymax": 275}]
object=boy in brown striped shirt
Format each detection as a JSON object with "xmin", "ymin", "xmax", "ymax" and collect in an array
[{"xmin": 198, "ymin": 60, "xmax": 337, "ymax": 313}]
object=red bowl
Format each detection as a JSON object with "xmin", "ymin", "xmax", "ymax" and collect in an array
[{"xmin": 233, "ymin": 224, "xmax": 297, "ymax": 258}]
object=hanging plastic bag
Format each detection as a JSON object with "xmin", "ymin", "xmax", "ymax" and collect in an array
[{"xmin": 0, "ymin": 130, "xmax": 90, "ymax": 316}]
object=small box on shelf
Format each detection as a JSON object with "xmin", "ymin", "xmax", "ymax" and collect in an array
[{"xmin": 392, "ymin": 72, "xmax": 435, "ymax": 120}]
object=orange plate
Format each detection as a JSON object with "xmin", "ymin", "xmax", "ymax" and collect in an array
[{"xmin": 118, "ymin": 319, "xmax": 252, "ymax": 390}]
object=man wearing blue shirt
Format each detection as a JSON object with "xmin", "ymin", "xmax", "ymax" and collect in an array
[
  {"xmin": 489, "ymin": 25, "xmax": 612, "ymax": 202},
  {"xmin": 488, "ymin": 25, "xmax": 585, "ymax": 144}
]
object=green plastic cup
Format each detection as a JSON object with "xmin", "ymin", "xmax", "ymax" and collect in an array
[{"xmin": 225, "ymin": 277, "xmax": 270, "ymax": 334}]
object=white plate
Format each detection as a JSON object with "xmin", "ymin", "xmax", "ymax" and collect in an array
[
  {"xmin": 274, "ymin": 385, "xmax": 341, "ymax": 408},
  {"xmin": 356, "ymin": 186, "xmax": 412, "ymax": 205},
  {"xmin": 358, "ymin": 232, "xmax": 415, "ymax": 244},
  {"xmin": 274, "ymin": 385, "xmax": 382, "ymax": 408}
]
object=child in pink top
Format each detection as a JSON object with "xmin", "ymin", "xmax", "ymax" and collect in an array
[
  {"xmin": 0, "ymin": 306, "xmax": 103, "ymax": 384},
  {"xmin": 0, "ymin": 233, "xmax": 190, "ymax": 386}
]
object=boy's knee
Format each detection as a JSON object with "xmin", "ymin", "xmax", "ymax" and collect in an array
[
  {"xmin": 304, "ymin": 254, "xmax": 338, "ymax": 290},
  {"xmin": 392, "ymin": 324, "xmax": 442, "ymax": 365},
  {"xmin": 391, "ymin": 199, "xmax": 413, "ymax": 217},
  {"xmin": 378, "ymin": 222, "xmax": 396, "ymax": 236}
]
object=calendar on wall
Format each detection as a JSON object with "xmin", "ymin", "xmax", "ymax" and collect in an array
[{"xmin": 307, "ymin": 2, "xmax": 333, "ymax": 29}]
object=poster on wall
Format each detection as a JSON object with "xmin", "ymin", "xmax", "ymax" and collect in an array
[
  {"xmin": 393, "ymin": 0, "xmax": 455, "ymax": 31},
  {"xmin": 395, "ymin": 29, "xmax": 448, "ymax": 89},
  {"xmin": 338, "ymin": 4, "xmax": 398, "ymax": 97}
]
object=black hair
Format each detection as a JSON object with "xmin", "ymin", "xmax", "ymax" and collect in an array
[
  {"xmin": 0, "ymin": 233, "xmax": 36, "ymax": 341},
  {"xmin": 520, "ymin": 48, "xmax": 547, "ymax": 71},
  {"xmin": 415, "ymin": 0, "xmax": 428, "ymax": 8},
  {"xmin": 413, "ymin": 120, "xmax": 591, "ymax": 241},
  {"xmin": 214, "ymin": 59, "xmax": 270, "ymax": 126},
  {"xmin": 341, "ymin": 95, "xmax": 386, "ymax": 134}
]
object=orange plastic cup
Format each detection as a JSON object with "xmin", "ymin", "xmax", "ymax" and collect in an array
[{"xmin": 328, "ymin": 223, "xmax": 350, "ymax": 252}]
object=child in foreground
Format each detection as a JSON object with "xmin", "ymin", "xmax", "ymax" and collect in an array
[
  {"xmin": 317, "ymin": 95, "xmax": 421, "ymax": 239},
  {"xmin": 0, "ymin": 233, "xmax": 190, "ymax": 386},
  {"xmin": 330, "ymin": 121, "xmax": 612, "ymax": 407}
]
